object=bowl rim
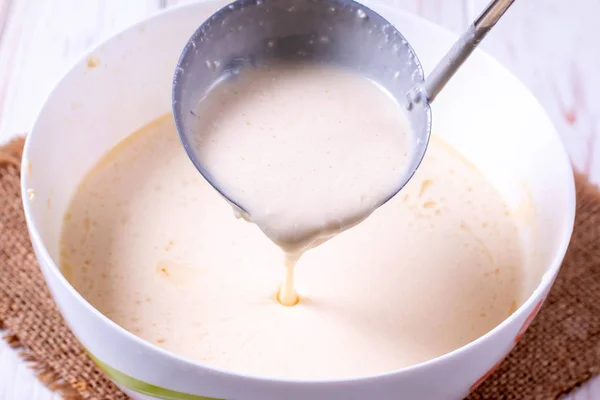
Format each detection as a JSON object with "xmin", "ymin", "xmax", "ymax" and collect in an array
[{"xmin": 20, "ymin": 0, "xmax": 576, "ymax": 387}]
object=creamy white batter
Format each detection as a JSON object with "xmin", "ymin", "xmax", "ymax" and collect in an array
[
  {"xmin": 188, "ymin": 63, "xmax": 413, "ymax": 304},
  {"xmin": 60, "ymin": 115, "xmax": 524, "ymax": 379}
]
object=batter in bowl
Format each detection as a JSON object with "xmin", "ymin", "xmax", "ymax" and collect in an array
[{"xmin": 60, "ymin": 113, "xmax": 524, "ymax": 379}]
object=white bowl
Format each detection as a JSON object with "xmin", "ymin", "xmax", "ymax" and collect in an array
[{"xmin": 20, "ymin": 1, "xmax": 575, "ymax": 399}]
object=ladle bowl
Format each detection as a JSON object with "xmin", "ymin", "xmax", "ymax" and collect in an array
[{"xmin": 172, "ymin": 0, "xmax": 431, "ymax": 215}]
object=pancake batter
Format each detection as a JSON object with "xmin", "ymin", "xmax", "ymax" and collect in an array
[{"xmin": 60, "ymin": 115, "xmax": 524, "ymax": 379}]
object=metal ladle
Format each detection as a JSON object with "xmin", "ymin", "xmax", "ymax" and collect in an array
[{"xmin": 172, "ymin": 0, "xmax": 515, "ymax": 215}]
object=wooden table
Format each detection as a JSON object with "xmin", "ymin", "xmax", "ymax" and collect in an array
[{"xmin": 1, "ymin": 0, "xmax": 599, "ymax": 398}]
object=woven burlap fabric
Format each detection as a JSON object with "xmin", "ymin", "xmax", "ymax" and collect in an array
[{"xmin": 1, "ymin": 137, "xmax": 599, "ymax": 400}]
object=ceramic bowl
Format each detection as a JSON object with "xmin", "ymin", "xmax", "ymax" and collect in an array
[{"xmin": 20, "ymin": 1, "xmax": 575, "ymax": 399}]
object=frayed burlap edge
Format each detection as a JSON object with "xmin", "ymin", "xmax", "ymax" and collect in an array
[
  {"xmin": 0, "ymin": 137, "xmax": 81, "ymax": 399},
  {"xmin": 2, "ymin": 325, "xmax": 79, "ymax": 399},
  {"xmin": 0, "ymin": 137, "xmax": 24, "ymax": 167}
]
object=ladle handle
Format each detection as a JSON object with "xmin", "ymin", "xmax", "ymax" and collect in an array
[{"xmin": 422, "ymin": 0, "xmax": 516, "ymax": 103}]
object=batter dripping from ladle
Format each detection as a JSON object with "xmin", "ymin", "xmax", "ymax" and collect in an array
[{"xmin": 189, "ymin": 62, "xmax": 414, "ymax": 306}]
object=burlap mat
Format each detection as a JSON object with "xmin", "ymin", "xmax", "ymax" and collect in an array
[{"xmin": 1, "ymin": 137, "xmax": 599, "ymax": 400}]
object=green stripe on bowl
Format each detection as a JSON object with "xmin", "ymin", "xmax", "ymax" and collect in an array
[{"xmin": 87, "ymin": 351, "xmax": 224, "ymax": 400}]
